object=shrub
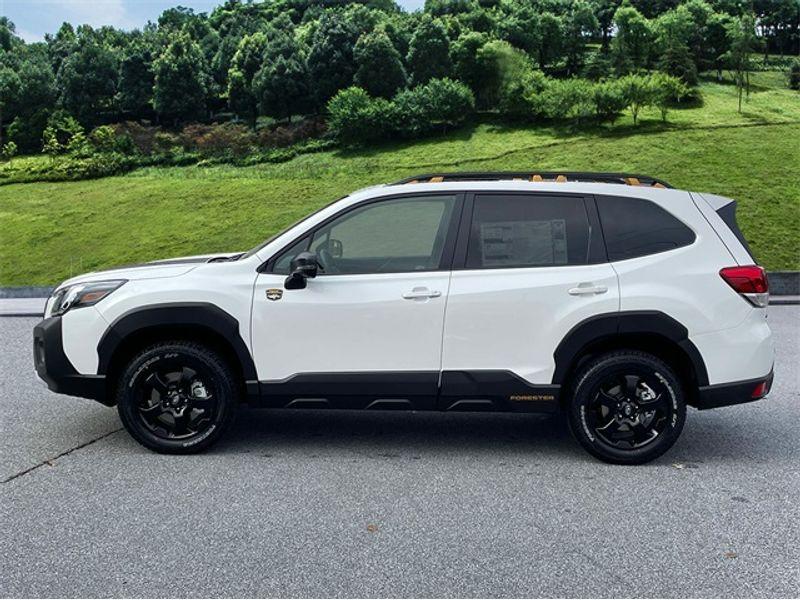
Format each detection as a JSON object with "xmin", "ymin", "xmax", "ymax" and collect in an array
[
  {"xmin": 618, "ymin": 74, "xmax": 654, "ymax": 124},
  {"xmin": 327, "ymin": 87, "xmax": 396, "ymax": 144},
  {"xmin": 540, "ymin": 78, "xmax": 594, "ymax": 121},
  {"xmin": 179, "ymin": 123, "xmax": 256, "ymax": 158},
  {"xmin": 593, "ymin": 80, "xmax": 628, "ymax": 123},
  {"xmin": 649, "ymin": 72, "xmax": 688, "ymax": 121},
  {"xmin": 89, "ymin": 125, "xmax": 118, "ymax": 152},
  {"xmin": 500, "ymin": 69, "xmax": 550, "ymax": 121},
  {"xmin": 788, "ymin": 59, "xmax": 800, "ymax": 90},
  {"xmin": 1, "ymin": 141, "xmax": 17, "ymax": 162},
  {"xmin": 394, "ymin": 77, "xmax": 474, "ymax": 136},
  {"xmin": 111, "ymin": 122, "xmax": 159, "ymax": 155},
  {"xmin": 257, "ymin": 117, "xmax": 327, "ymax": 148}
]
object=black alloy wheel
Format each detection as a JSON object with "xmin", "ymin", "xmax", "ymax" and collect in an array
[
  {"xmin": 567, "ymin": 350, "xmax": 686, "ymax": 464},
  {"xmin": 116, "ymin": 341, "xmax": 237, "ymax": 454}
]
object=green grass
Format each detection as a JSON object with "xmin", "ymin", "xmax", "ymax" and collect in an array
[{"xmin": 1, "ymin": 77, "xmax": 798, "ymax": 285}]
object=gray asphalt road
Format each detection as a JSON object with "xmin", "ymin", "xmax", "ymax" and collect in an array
[{"xmin": 1, "ymin": 309, "xmax": 798, "ymax": 598}]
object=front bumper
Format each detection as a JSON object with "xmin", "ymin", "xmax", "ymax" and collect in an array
[
  {"xmin": 695, "ymin": 368, "xmax": 774, "ymax": 410},
  {"xmin": 33, "ymin": 317, "xmax": 111, "ymax": 405}
]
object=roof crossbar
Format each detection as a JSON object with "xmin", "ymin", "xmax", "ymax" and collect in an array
[{"xmin": 391, "ymin": 171, "xmax": 673, "ymax": 188}]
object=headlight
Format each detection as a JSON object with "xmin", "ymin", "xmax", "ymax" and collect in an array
[{"xmin": 50, "ymin": 280, "xmax": 126, "ymax": 317}]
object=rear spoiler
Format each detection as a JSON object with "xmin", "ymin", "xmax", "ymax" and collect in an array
[{"xmin": 694, "ymin": 192, "xmax": 757, "ymax": 264}]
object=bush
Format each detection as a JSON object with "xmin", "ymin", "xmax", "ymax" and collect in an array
[
  {"xmin": 1, "ymin": 141, "xmax": 17, "ymax": 162},
  {"xmin": 257, "ymin": 117, "xmax": 327, "ymax": 148},
  {"xmin": 618, "ymin": 74, "xmax": 654, "ymax": 125},
  {"xmin": 649, "ymin": 72, "xmax": 688, "ymax": 121},
  {"xmin": 593, "ymin": 80, "xmax": 628, "ymax": 123},
  {"xmin": 499, "ymin": 69, "xmax": 550, "ymax": 120},
  {"xmin": 540, "ymin": 78, "xmax": 594, "ymax": 121},
  {"xmin": 788, "ymin": 59, "xmax": 800, "ymax": 90},
  {"xmin": 110, "ymin": 122, "xmax": 159, "ymax": 155},
  {"xmin": 327, "ymin": 87, "xmax": 397, "ymax": 144},
  {"xmin": 394, "ymin": 77, "xmax": 474, "ymax": 136},
  {"xmin": 179, "ymin": 123, "xmax": 256, "ymax": 158},
  {"xmin": 89, "ymin": 125, "xmax": 119, "ymax": 152}
]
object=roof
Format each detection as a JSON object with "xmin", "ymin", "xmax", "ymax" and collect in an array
[{"xmin": 390, "ymin": 171, "xmax": 672, "ymax": 188}]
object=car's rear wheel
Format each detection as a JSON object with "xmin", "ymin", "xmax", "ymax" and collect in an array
[
  {"xmin": 566, "ymin": 350, "xmax": 686, "ymax": 464},
  {"xmin": 116, "ymin": 341, "xmax": 238, "ymax": 454}
]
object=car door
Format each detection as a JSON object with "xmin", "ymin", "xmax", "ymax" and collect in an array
[
  {"xmin": 252, "ymin": 192, "xmax": 463, "ymax": 409},
  {"xmin": 439, "ymin": 191, "xmax": 619, "ymax": 411}
]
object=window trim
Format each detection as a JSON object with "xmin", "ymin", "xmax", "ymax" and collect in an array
[
  {"xmin": 452, "ymin": 191, "xmax": 604, "ymax": 271},
  {"xmin": 259, "ymin": 191, "xmax": 467, "ymax": 275}
]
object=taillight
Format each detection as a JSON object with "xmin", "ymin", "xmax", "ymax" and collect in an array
[{"xmin": 719, "ymin": 265, "xmax": 769, "ymax": 307}]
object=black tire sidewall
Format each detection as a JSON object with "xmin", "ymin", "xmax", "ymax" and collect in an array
[
  {"xmin": 116, "ymin": 342, "xmax": 237, "ymax": 454},
  {"xmin": 567, "ymin": 351, "xmax": 687, "ymax": 465}
]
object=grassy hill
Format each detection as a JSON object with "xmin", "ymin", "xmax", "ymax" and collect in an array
[{"xmin": 1, "ymin": 75, "xmax": 798, "ymax": 286}]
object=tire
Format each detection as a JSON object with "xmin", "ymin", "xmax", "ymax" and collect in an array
[
  {"xmin": 116, "ymin": 341, "xmax": 238, "ymax": 454},
  {"xmin": 566, "ymin": 350, "xmax": 686, "ymax": 465}
]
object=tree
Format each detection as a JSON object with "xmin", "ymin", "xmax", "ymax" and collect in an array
[
  {"xmin": 153, "ymin": 33, "xmax": 210, "ymax": 124},
  {"xmin": 611, "ymin": 3, "xmax": 654, "ymax": 73},
  {"xmin": 306, "ymin": 12, "xmax": 361, "ymax": 109},
  {"xmin": 619, "ymin": 73, "xmax": 653, "ymax": 124},
  {"xmin": 227, "ymin": 32, "xmax": 270, "ymax": 126},
  {"xmin": 253, "ymin": 31, "xmax": 310, "ymax": 121},
  {"xmin": 474, "ymin": 40, "xmax": 532, "ymax": 109},
  {"xmin": 45, "ymin": 22, "xmax": 76, "ymax": 74},
  {"xmin": 649, "ymin": 72, "xmax": 688, "ymax": 120},
  {"xmin": 534, "ymin": 12, "xmax": 564, "ymax": 71},
  {"xmin": 118, "ymin": 40, "xmax": 155, "ymax": 118},
  {"xmin": 563, "ymin": 1, "xmax": 599, "ymax": 75},
  {"xmin": 354, "ymin": 31, "xmax": 407, "ymax": 99},
  {"xmin": 704, "ymin": 11, "xmax": 733, "ymax": 80},
  {"xmin": 406, "ymin": 15, "xmax": 451, "ymax": 85},
  {"xmin": 655, "ymin": 6, "xmax": 698, "ymax": 85},
  {"xmin": 451, "ymin": 31, "xmax": 490, "ymax": 97},
  {"xmin": 56, "ymin": 38, "xmax": 118, "ymax": 125},
  {"xmin": 0, "ymin": 66, "xmax": 21, "ymax": 147},
  {"xmin": 723, "ymin": 14, "xmax": 759, "ymax": 112}
]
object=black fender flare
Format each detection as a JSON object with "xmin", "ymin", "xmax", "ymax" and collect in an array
[
  {"xmin": 96, "ymin": 302, "xmax": 257, "ymax": 381},
  {"xmin": 551, "ymin": 311, "xmax": 709, "ymax": 386}
]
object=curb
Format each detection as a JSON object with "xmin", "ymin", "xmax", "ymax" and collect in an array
[{"xmin": 1, "ymin": 272, "xmax": 798, "ymax": 299}]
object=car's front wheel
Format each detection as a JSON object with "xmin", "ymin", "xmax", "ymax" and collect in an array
[
  {"xmin": 566, "ymin": 350, "xmax": 686, "ymax": 464},
  {"xmin": 116, "ymin": 341, "xmax": 238, "ymax": 454}
]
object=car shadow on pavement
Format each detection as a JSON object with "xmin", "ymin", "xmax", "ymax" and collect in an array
[{"xmin": 212, "ymin": 407, "xmax": 584, "ymax": 460}]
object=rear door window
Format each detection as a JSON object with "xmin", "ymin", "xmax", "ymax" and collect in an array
[
  {"xmin": 596, "ymin": 196, "xmax": 696, "ymax": 261},
  {"xmin": 465, "ymin": 194, "xmax": 591, "ymax": 269}
]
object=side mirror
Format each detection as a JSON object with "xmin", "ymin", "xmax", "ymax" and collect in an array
[{"xmin": 284, "ymin": 252, "xmax": 319, "ymax": 290}]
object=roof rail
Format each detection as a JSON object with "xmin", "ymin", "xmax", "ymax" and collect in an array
[{"xmin": 391, "ymin": 171, "xmax": 673, "ymax": 188}]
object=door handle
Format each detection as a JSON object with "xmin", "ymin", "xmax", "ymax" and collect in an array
[
  {"xmin": 568, "ymin": 284, "xmax": 608, "ymax": 296},
  {"xmin": 402, "ymin": 287, "xmax": 442, "ymax": 300}
]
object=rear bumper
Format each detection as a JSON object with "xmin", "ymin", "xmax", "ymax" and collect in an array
[
  {"xmin": 695, "ymin": 369, "xmax": 774, "ymax": 410},
  {"xmin": 33, "ymin": 317, "xmax": 111, "ymax": 405}
]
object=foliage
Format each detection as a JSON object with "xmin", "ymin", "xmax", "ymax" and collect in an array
[
  {"xmin": 253, "ymin": 30, "xmax": 310, "ymax": 121},
  {"xmin": 354, "ymin": 30, "xmax": 407, "ymax": 99},
  {"xmin": 153, "ymin": 33, "xmax": 210, "ymax": 124},
  {"xmin": 611, "ymin": 4, "xmax": 653, "ymax": 74},
  {"xmin": 618, "ymin": 73, "xmax": 653, "ymax": 125},
  {"xmin": 327, "ymin": 86, "xmax": 396, "ymax": 144},
  {"xmin": 1, "ymin": 141, "xmax": 17, "ymax": 161},
  {"xmin": 789, "ymin": 59, "xmax": 800, "ymax": 90},
  {"xmin": 394, "ymin": 77, "xmax": 474, "ymax": 136},
  {"xmin": 406, "ymin": 15, "xmax": 451, "ymax": 85},
  {"xmin": 227, "ymin": 32, "xmax": 270, "ymax": 126},
  {"xmin": 306, "ymin": 11, "xmax": 361, "ymax": 108},
  {"xmin": 592, "ymin": 79, "xmax": 627, "ymax": 123},
  {"xmin": 722, "ymin": 14, "xmax": 760, "ymax": 113},
  {"xmin": 56, "ymin": 38, "xmax": 118, "ymax": 126}
]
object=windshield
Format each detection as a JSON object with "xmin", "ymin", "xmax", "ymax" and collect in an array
[{"xmin": 240, "ymin": 195, "xmax": 349, "ymax": 260}]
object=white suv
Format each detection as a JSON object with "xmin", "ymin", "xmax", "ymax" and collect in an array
[{"xmin": 34, "ymin": 172, "xmax": 774, "ymax": 463}]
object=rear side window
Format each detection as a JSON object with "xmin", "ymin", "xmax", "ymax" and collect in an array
[
  {"xmin": 466, "ymin": 194, "xmax": 591, "ymax": 269},
  {"xmin": 597, "ymin": 196, "xmax": 695, "ymax": 261}
]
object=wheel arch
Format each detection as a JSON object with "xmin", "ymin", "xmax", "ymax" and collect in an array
[
  {"xmin": 97, "ymin": 303, "xmax": 258, "ymax": 402},
  {"xmin": 552, "ymin": 311, "xmax": 709, "ymax": 405}
]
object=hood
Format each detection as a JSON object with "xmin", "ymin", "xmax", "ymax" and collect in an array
[{"xmin": 55, "ymin": 252, "xmax": 240, "ymax": 289}]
